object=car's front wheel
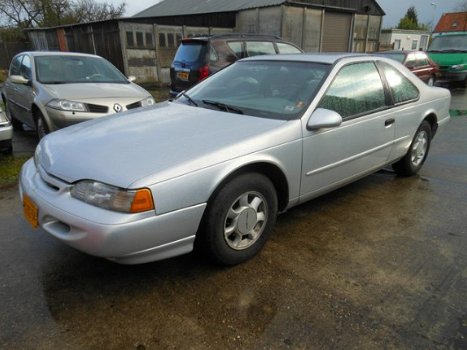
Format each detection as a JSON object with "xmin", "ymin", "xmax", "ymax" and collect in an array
[
  {"xmin": 200, "ymin": 173, "xmax": 278, "ymax": 266},
  {"xmin": 392, "ymin": 120, "xmax": 432, "ymax": 176},
  {"xmin": 35, "ymin": 111, "xmax": 49, "ymax": 140}
]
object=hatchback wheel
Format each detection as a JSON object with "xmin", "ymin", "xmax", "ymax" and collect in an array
[
  {"xmin": 200, "ymin": 173, "xmax": 278, "ymax": 265},
  {"xmin": 392, "ymin": 121, "xmax": 432, "ymax": 176},
  {"xmin": 35, "ymin": 112, "xmax": 49, "ymax": 140}
]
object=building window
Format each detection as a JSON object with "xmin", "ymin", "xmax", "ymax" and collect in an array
[
  {"xmin": 159, "ymin": 33, "xmax": 166, "ymax": 47},
  {"xmin": 146, "ymin": 33, "xmax": 153, "ymax": 47},
  {"xmin": 167, "ymin": 33, "xmax": 174, "ymax": 48},
  {"xmin": 412, "ymin": 40, "xmax": 418, "ymax": 50},
  {"xmin": 136, "ymin": 32, "xmax": 144, "ymax": 47},
  {"xmin": 126, "ymin": 31, "xmax": 134, "ymax": 47}
]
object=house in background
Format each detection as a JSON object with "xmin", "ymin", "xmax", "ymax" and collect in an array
[
  {"xmin": 26, "ymin": 0, "xmax": 386, "ymax": 84},
  {"xmin": 379, "ymin": 29, "xmax": 430, "ymax": 51},
  {"xmin": 433, "ymin": 11, "xmax": 467, "ymax": 33}
]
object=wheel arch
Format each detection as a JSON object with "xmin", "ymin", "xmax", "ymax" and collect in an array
[
  {"xmin": 207, "ymin": 161, "xmax": 290, "ymax": 213},
  {"xmin": 423, "ymin": 112, "xmax": 438, "ymax": 138}
]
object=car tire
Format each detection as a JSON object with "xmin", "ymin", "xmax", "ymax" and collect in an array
[
  {"xmin": 4, "ymin": 99, "xmax": 23, "ymax": 131},
  {"xmin": 392, "ymin": 120, "xmax": 432, "ymax": 177},
  {"xmin": 35, "ymin": 111, "xmax": 49, "ymax": 140},
  {"xmin": 427, "ymin": 75, "xmax": 435, "ymax": 87},
  {"xmin": 200, "ymin": 172, "xmax": 278, "ymax": 266}
]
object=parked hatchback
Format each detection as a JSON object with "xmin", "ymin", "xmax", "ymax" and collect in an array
[
  {"xmin": 169, "ymin": 34, "xmax": 303, "ymax": 96},
  {"xmin": 375, "ymin": 50, "xmax": 439, "ymax": 86},
  {"xmin": 2, "ymin": 52, "xmax": 155, "ymax": 139}
]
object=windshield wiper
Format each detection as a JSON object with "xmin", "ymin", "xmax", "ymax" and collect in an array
[
  {"xmin": 180, "ymin": 92, "xmax": 198, "ymax": 107},
  {"xmin": 202, "ymin": 100, "xmax": 244, "ymax": 114}
]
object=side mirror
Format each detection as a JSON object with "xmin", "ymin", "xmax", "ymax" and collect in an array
[
  {"xmin": 10, "ymin": 75, "xmax": 30, "ymax": 85},
  {"xmin": 128, "ymin": 75, "xmax": 136, "ymax": 82},
  {"xmin": 307, "ymin": 108, "xmax": 343, "ymax": 131}
]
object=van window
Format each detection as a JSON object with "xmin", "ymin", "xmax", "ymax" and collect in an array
[{"xmin": 246, "ymin": 42, "xmax": 276, "ymax": 57}]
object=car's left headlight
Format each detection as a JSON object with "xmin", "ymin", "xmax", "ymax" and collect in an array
[
  {"xmin": 452, "ymin": 64, "xmax": 465, "ymax": 71},
  {"xmin": 71, "ymin": 180, "xmax": 155, "ymax": 213},
  {"xmin": 47, "ymin": 99, "xmax": 88, "ymax": 112},
  {"xmin": 140, "ymin": 97, "xmax": 155, "ymax": 107}
]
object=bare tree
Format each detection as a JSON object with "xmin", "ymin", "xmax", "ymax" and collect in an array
[{"xmin": 0, "ymin": 0, "xmax": 126, "ymax": 27}]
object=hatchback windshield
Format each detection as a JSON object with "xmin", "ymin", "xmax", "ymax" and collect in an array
[
  {"xmin": 428, "ymin": 35, "xmax": 467, "ymax": 52},
  {"xmin": 179, "ymin": 60, "xmax": 331, "ymax": 120},
  {"xmin": 35, "ymin": 55, "xmax": 129, "ymax": 84}
]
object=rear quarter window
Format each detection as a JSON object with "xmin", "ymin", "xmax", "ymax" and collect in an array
[
  {"xmin": 277, "ymin": 43, "xmax": 302, "ymax": 54},
  {"xmin": 380, "ymin": 61, "xmax": 419, "ymax": 104},
  {"xmin": 246, "ymin": 42, "xmax": 276, "ymax": 57}
]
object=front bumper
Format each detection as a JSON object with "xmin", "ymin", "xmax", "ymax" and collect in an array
[{"xmin": 19, "ymin": 159, "xmax": 206, "ymax": 264}]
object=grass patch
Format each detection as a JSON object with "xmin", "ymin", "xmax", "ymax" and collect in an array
[{"xmin": 0, "ymin": 155, "xmax": 30, "ymax": 187}]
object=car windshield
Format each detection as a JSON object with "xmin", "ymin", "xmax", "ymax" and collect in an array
[
  {"xmin": 178, "ymin": 60, "xmax": 331, "ymax": 120},
  {"xmin": 428, "ymin": 35, "xmax": 467, "ymax": 52},
  {"xmin": 374, "ymin": 52, "xmax": 406, "ymax": 63},
  {"xmin": 35, "ymin": 55, "xmax": 129, "ymax": 84}
]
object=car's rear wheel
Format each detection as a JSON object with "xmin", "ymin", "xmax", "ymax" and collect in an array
[
  {"xmin": 200, "ymin": 173, "xmax": 278, "ymax": 266},
  {"xmin": 35, "ymin": 111, "xmax": 49, "ymax": 140},
  {"xmin": 392, "ymin": 120, "xmax": 432, "ymax": 176}
]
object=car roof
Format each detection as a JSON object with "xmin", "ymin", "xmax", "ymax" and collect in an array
[
  {"xmin": 243, "ymin": 53, "xmax": 372, "ymax": 65},
  {"xmin": 18, "ymin": 51, "xmax": 101, "ymax": 58}
]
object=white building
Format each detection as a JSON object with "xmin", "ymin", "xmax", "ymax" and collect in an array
[{"xmin": 380, "ymin": 29, "xmax": 430, "ymax": 51}]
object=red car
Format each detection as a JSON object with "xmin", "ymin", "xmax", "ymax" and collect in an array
[{"xmin": 375, "ymin": 50, "xmax": 440, "ymax": 86}]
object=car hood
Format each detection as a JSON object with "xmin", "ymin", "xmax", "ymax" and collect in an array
[
  {"xmin": 428, "ymin": 52, "xmax": 467, "ymax": 66},
  {"xmin": 41, "ymin": 82, "xmax": 149, "ymax": 100},
  {"xmin": 37, "ymin": 102, "xmax": 292, "ymax": 188}
]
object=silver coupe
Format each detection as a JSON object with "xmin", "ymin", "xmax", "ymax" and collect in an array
[{"xmin": 19, "ymin": 53, "xmax": 451, "ymax": 266}]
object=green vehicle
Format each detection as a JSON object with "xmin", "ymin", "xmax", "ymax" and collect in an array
[{"xmin": 427, "ymin": 32, "xmax": 467, "ymax": 87}]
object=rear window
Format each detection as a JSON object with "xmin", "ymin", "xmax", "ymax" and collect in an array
[
  {"xmin": 173, "ymin": 41, "xmax": 207, "ymax": 63},
  {"xmin": 246, "ymin": 42, "xmax": 276, "ymax": 57}
]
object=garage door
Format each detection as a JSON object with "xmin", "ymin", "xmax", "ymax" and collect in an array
[{"xmin": 322, "ymin": 12, "xmax": 352, "ymax": 52}]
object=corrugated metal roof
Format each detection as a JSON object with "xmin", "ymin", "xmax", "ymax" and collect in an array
[{"xmin": 133, "ymin": 0, "xmax": 286, "ymax": 18}]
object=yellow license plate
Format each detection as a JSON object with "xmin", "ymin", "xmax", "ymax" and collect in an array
[
  {"xmin": 177, "ymin": 71, "xmax": 189, "ymax": 80},
  {"xmin": 23, "ymin": 195, "xmax": 39, "ymax": 229}
]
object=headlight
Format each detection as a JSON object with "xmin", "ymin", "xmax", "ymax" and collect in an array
[
  {"xmin": 71, "ymin": 180, "xmax": 154, "ymax": 213},
  {"xmin": 0, "ymin": 111, "xmax": 10, "ymax": 124},
  {"xmin": 47, "ymin": 99, "xmax": 88, "ymax": 112},
  {"xmin": 141, "ymin": 97, "xmax": 155, "ymax": 107},
  {"xmin": 452, "ymin": 64, "xmax": 465, "ymax": 71}
]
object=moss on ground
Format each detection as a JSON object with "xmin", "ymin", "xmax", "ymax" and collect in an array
[{"xmin": 0, "ymin": 155, "xmax": 29, "ymax": 187}]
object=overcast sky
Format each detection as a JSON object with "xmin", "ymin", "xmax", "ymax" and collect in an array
[{"xmin": 117, "ymin": 0, "xmax": 464, "ymax": 28}]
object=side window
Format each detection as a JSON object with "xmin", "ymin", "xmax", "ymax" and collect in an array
[
  {"xmin": 405, "ymin": 54, "xmax": 416, "ymax": 68},
  {"xmin": 209, "ymin": 47, "xmax": 218, "ymax": 63},
  {"xmin": 10, "ymin": 55, "xmax": 22, "ymax": 76},
  {"xmin": 380, "ymin": 61, "xmax": 419, "ymax": 104},
  {"xmin": 227, "ymin": 41, "xmax": 243, "ymax": 58},
  {"xmin": 246, "ymin": 41, "xmax": 276, "ymax": 57},
  {"xmin": 20, "ymin": 55, "xmax": 32, "ymax": 80},
  {"xmin": 318, "ymin": 62, "xmax": 386, "ymax": 119},
  {"xmin": 277, "ymin": 43, "xmax": 302, "ymax": 54}
]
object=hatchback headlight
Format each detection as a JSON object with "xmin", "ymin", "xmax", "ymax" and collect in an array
[
  {"xmin": 71, "ymin": 180, "xmax": 154, "ymax": 213},
  {"xmin": 47, "ymin": 99, "xmax": 88, "ymax": 112},
  {"xmin": 141, "ymin": 97, "xmax": 155, "ymax": 107}
]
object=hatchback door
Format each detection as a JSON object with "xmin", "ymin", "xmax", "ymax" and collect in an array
[
  {"xmin": 4, "ymin": 55, "xmax": 23, "ymax": 120},
  {"xmin": 13, "ymin": 54, "xmax": 35, "ymax": 127},
  {"xmin": 170, "ymin": 40, "xmax": 208, "ymax": 94},
  {"xmin": 300, "ymin": 61, "xmax": 395, "ymax": 200}
]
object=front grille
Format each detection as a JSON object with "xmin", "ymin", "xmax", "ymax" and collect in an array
[
  {"xmin": 439, "ymin": 65, "xmax": 451, "ymax": 71},
  {"xmin": 86, "ymin": 103, "xmax": 109, "ymax": 114},
  {"xmin": 126, "ymin": 101, "xmax": 142, "ymax": 110}
]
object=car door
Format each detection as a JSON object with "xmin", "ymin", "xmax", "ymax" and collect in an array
[
  {"xmin": 300, "ymin": 61, "xmax": 395, "ymax": 200},
  {"xmin": 14, "ymin": 54, "xmax": 35, "ymax": 127},
  {"xmin": 414, "ymin": 52, "xmax": 432, "ymax": 83},
  {"xmin": 4, "ymin": 54, "xmax": 23, "ymax": 120}
]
